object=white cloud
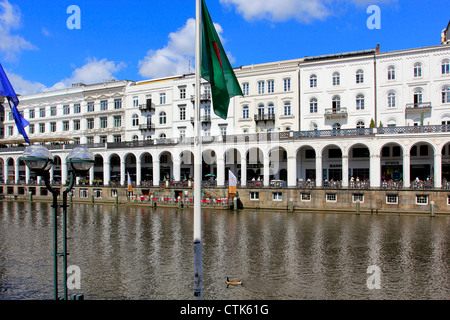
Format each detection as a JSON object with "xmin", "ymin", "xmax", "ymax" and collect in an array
[
  {"xmin": 139, "ymin": 18, "xmax": 229, "ymax": 79},
  {"xmin": 220, "ymin": 0, "xmax": 396, "ymax": 23},
  {"xmin": 0, "ymin": 0, "xmax": 36, "ymax": 60},
  {"xmin": 220, "ymin": 0, "xmax": 330, "ymax": 23},
  {"xmin": 8, "ymin": 57, "xmax": 126, "ymax": 95}
]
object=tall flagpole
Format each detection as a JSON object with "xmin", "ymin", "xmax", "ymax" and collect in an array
[{"xmin": 193, "ymin": 0, "xmax": 203, "ymax": 300}]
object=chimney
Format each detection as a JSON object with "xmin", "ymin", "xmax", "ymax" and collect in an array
[{"xmin": 375, "ymin": 43, "xmax": 380, "ymax": 53}]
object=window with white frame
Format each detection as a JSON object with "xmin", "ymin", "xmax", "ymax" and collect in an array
[
  {"xmin": 179, "ymin": 106, "xmax": 186, "ymax": 120},
  {"xmin": 87, "ymin": 102, "xmax": 94, "ymax": 112},
  {"xmin": 267, "ymin": 80, "xmax": 274, "ymax": 93},
  {"xmin": 326, "ymin": 193, "xmax": 337, "ymax": 202},
  {"xmin": 442, "ymin": 59, "xmax": 450, "ymax": 75},
  {"xmin": 250, "ymin": 192, "xmax": 259, "ymax": 200},
  {"xmin": 40, "ymin": 108, "xmax": 46, "ymax": 117},
  {"xmin": 113, "ymin": 116, "xmax": 121, "ymax": 127},
  {"xmin": 310, "ymin": 74, "xmax": 317, "ymax": 88},
  {"xmin": 50, "ymin": 122, "xmax": 56, "ymax": 132},
  {"xmin": 387, "ymin": 91, "xmax": 396, "ymax": 108},
  {"xmin": 388, "ymin": 65, "xmax": 396, "ymax": 80},
  {"xmin": 160, "ymin": 93, "xmax": 166, "ymax": 104},
  {"xmin": 73, "ymin": 120, "xmax": 80, "ymax": 131},
  {"xmin": 133, "ymin": 96, "xmax": 139, "ymax": 107},
  {"xmin": 180, "ymin": 87, "xmax": 186, "ymax": 99},
  {"xmin": 132, "ymin": 114, "xmax": 139, "ymax": 127},
  {"xmin": 352, "ymin": 193, "xmax": 364, "ymax": 203},
  {"xmin": 416, "ymin": 194, "xmax": 428, "ymax": 205},
  {"xmin": 86, "ymin": 118, "xmax": 94, "ymax": 130},
  {"xmin": 356, "ymin": 94, "xmax": 365, "ymax": 110},
  {"xmin": 414, "ymin": 62, "xmax": 422, "ymax": 78},
  {"xmin": 413, "ymin": 87, "xmax": 423, "ymax": 105},
  {"xmin": 114, "ymin": 98, "xmax": 122, "ymax": 109},
  {"xmin": 93, "ymin": 189, "xmax": 102, "ymax": 199},
  {"xmin": 258, "ymin": 81, "xmax": 265, "ymax": 94},
  {"xmin": 267, "ymin": 103, "xmax": 274, "ymax": 114},
  {"xmin": 159, "ymin": 112, "xmax": 167, "ymax": 125},
  {"xmin": 284, "ymin": 102, "xmax": 291, "ymax": 116},
  {"xmin": 242, "ymin": 83, "xmax": 249, "ymax": 95},
  {"xmin": 80, "ymin": 189, "xmax": 88, "ymax": 198},
  {"xmin": 284, "ymin": 78, "xmax": 291, "ymax": 91},
  {"xmin": 29, "ymin": 109, "xmax": 35, "ymax": 119},
  {"xmin": 242, "ymin": 105, "xmax": 249, "ymax": 119},
  {"xmin": 310, "ymin": 98, "xmax": 318, "ymax": 113},
  {"xmin": 332, "ymin": 72, "xmax": 340, "ymax": 86},
  {"xmin": 63, "ymin": 105, "xmax": 70, "ymax": 115},
  {"xmin": 74, "ymin": 104, "xmax": 81, "ymax": 114},
  {"xmin": 51, "ymin": 106, "xmax": 57, "ymax": 116},
  {"xmin": 62, "ymin": 121, "xmax": 69, "ymax": 131},
  {"xmin": 272, "ymin": 192, "xmax": 282, "ymax": 201},
  {"xmin": 442, "ymin": 86, "xmax": 450, "ymax": 103},
  {"xmin": 101, "ymin": 100, "xmax": 108, "ymax": 111},
  {"xmin": 386, "ymin": 194, "xmax": 398, "ymax": 204},
  {"xmin": 100, "ymin": 117, "xmax": 107, "ymax": 128},
  {"xmin": 301, "ymin": 193, "xmax": 311, "ymax": 201},
  {"xmin": 356, "ymin": 69, "xmax": 364, "ymax": 84}
]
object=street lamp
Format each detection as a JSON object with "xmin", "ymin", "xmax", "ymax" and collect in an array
[{"xmin": 22, "ymin": 145, "xmax": 94, "ymax": 300}]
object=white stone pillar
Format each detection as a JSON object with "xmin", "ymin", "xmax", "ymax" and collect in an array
[
  {"xmin": 173, "ymin": 158, "xmax": 181, "ymax": 182},
  {"xmin": 89, "ymin": 166, "xmax": 94, "ymax": 185},
  {"xmin": 240, "ymin": 156, "xmax": 247, "ymax": 187},
  {"xmin": 342, "ymin": 155, "xmax": 349, "ymax": 188},
  {"xmin": 153, "ymin": 160, "xmax": 160, "ymax": 187},
  {"xmin": 370, "ymin": 154, "xmax": 381, "ymax": 188},
  {"xmin": 217, "ymin": 157, "xmax": 225, "ymax": 187},
  {"xmin": 263, "ymin": 155, "xmax": 270, "ymax": 187},
  {"xmin": 25, "ymin": 166, "xmax": 30, "ymax": 184},
  {"xmin": 61, "ymin": 158, "xmax": 68, "ymax": 185},
  {"xmin": 287, "ymin": 155, "xmax": 297, "ymax": 187},
  {"xmin": 403, "ymin": 154, "xmax": 410, "ymax": 188},
  {"xmin": 434, "ymin": 153, "xmax": 442, "ymax": 189},
  {"xmin": 14, "ymin": 159, "xmax": 19, "ymax": 184},
  {"xmin": 136, "ymin": 158, "xmax": 142, "ymax": 186},
  {"xmin": 120, "ymin": 160, "xmax": 126, "ymax": 186},
  {"xmin": 103, "ymin": 161, "xmax": 110, "ymax": 186},
  {"xmin": 315, "ymin": 155, "xmax": 322, "ymax": 187}
]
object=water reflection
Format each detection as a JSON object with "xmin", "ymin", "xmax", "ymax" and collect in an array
[{"xmin": 0, "ymin": 201, "xmax": 449, "ymax": 300}]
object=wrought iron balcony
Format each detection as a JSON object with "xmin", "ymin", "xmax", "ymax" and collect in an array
[
  {"xmin": 139, "ymin": 103, "xmax": 155, "ymax": 112},
  {"xmin": 190, "ymin": 115, "xmax": 212, "ymax": 123},
  {"xmin": 190, "ymin": 93, "xmax": 212, "ymax": 103},
  {"xmin": 138, "ymin": 123, "xmax": 155, "ymax": 131},
  {"xmin": 254, "ymin": 113, "xmax": 276, "ymax": 122}
]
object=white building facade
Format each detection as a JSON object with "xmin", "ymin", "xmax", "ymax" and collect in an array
[{"xmin": 1, "ymin": 42, "xmax": 450, "ymax": 193}]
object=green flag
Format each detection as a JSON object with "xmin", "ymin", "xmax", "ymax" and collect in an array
[{"xmin": 201, "ymin": 0, "xmax": 243, "ymax": 120}]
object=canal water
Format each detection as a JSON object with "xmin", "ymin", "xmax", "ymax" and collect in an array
[{"xmin": 0, "ymin": 201, "xmax": 448, "ymax": 300}]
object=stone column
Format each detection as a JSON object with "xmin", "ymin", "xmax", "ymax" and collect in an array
[
  {"xmin": 103, "ymin": 161, "xmax": 110, "ymax": 186},
  {"xmin": 315, "ymin": 155, "xmax": 322, "ymax": 187},
  {"xmin": 403, "ymin": 154, "xmax": 410, "ymax": 188},
  {"xmin": 240, "ymin": 155, "xmax": 247, "ymax": 187},
  {"xmin": 136, "ymin": 158, "xmax": 142, "ymax": 186},
  {"xmin": 263, "ymin": 155, "xmax": 270, "ymax": 187},
  {"xmin": 342, "ymin": 155, "xmax": 349, "ymax": 188},
  {"xmin": 287, "ymin": 155, "xmax": 297, "ymax": 187},
  {"xmin": 434, "ymin": 153, "xmax": 442, "ymax": 189},
  {"xmin": 153, "ymin": 160, "xmax": 160, "ymax": 187},
  {"xmin": 120, "ymin": 160, "xmax": 126, "ymax": 186},
  {"xmin": 370, "ymin": 154, "xmax": 381, "ymax": 188},
  {"xmin": 217, "ymin": 157, "xmax": 225, "ymax": 187}
]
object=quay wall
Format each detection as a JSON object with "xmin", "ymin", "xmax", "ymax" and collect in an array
[{"xmin": 1, "ymin": 184, "xmax": 449, "ymax": 215}]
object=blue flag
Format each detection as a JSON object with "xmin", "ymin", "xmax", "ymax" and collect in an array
[{"xmin": 0, "ymin": 63, "xmax": 30, "ymax": 144}]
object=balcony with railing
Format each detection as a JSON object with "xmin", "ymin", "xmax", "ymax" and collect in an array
[
  {"xmin": 190, "ymin": 115, "xmax": 212, "ymax": 123},
  {"xmin": 190, "ymin": 93, "xmax": 212, "ymax": 103},
  {"xmin": 254, "ymin": 113, "xmax": 276, "ymax": 123},
  {"xmin": 405, "ymin": 102, "xmax": 432, "ymax": 113},
  {"xmin": 324, "ymin": 107, "xmax": 348, "ymax": 120},
  {"xmin": 139, "ymin": 123, "xmax": 155, "ymax": 131},
  {"xmin": 139, "ymin": 103, "xmax": 155, "ymax": 112}
]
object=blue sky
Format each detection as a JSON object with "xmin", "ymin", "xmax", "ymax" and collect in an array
[{"xmin": 0, "ymin": 0, "xmax": 449, "ymax": 95}]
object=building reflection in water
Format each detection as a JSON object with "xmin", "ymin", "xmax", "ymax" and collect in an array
[{"xmin": 0, "ymin": 201, "xmax": 448, "ymax": 300}]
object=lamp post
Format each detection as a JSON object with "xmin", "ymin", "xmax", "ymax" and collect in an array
[{"xmin": 22, "ymin": 145, "xmax": 94, "ymax": 300}]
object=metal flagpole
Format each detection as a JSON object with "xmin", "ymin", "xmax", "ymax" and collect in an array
[{"xmin": 193, "ymin": 0, "xmax": 203, "ymax": 300}]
